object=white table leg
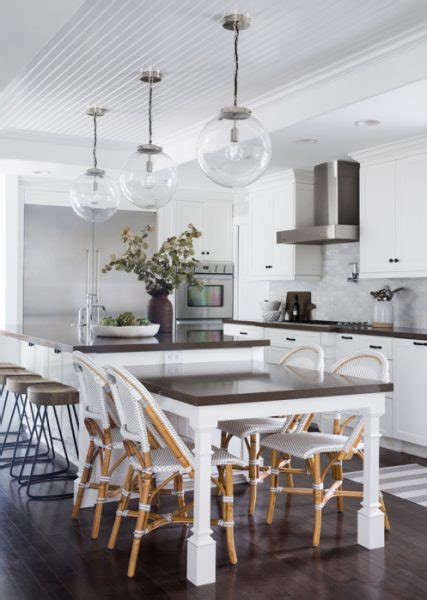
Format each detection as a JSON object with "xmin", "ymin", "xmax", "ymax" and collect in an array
[
  {"xmin": 187, "ymin": 422, "xmax": 216, "ymax": 586},
  {"xmin": 357, "ymin": 399, "xmax": 385, "ymax": 549}
]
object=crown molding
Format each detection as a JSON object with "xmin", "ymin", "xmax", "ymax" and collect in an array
[
  {"xmin": 350, "ymin": 133, "xmax": 427, "ymax": 165},
  {"xmin": 248, "ymin": 169, "xmax": 314, "ymax": 191}
]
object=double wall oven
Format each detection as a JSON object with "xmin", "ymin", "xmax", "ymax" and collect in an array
[{"xmin": 175, "ymin": 262, "xmax": 233, "ymax": 321}]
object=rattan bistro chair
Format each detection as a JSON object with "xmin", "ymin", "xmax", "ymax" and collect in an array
[
  {"xmin": 105, "ymin": 363, "xmax": 245, "ymax": 578},
  {"xmin": 262, "ymin": 351, "xmax": 390, "ymax": 546},
  {"xmin": 218, "ymin": 344, "xmax": 325, "ymax": 513},
  {"xmin": 72, "ymin": 352, "xmax": 128, "ymax": 539}
]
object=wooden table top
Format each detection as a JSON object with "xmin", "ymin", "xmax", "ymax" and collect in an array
[{"xmin": 128, "ymin": 361, "xmax": 393, "ymax": 407}]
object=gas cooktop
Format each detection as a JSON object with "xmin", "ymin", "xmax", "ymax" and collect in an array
[{"xmin": 286, "ymin": 320, "xmax": 371, "ymax": 328}]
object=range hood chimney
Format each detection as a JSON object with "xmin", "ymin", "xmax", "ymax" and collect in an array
[{"xmin": 277, "ymin": 160, "xmax": 360, "ymax": 245}]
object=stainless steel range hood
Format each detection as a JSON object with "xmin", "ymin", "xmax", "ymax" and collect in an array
[{"xmin": 277, "ymin": 161, "xmax": 360, "ymax": 245}]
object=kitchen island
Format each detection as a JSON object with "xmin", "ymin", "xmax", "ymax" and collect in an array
[{"xmin": 0, "ymin": 319, "xmax": 270, "ymax": 505}]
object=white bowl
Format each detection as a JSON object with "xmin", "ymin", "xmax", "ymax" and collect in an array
[
  {"xmin": 260, "ymin": 300, "xmax": 281, "ymax": 313},
  {"xmin": 93, "ymin": 324, "xmax": 160, "ymax": 338},
  {"xmin": 262, "ymin": 310, "xmax": 281, "ymax": 323}
]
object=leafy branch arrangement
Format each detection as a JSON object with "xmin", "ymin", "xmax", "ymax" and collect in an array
[{"xmin": 102, "ymin": 224, "xmax": 202, "ymax": 295}]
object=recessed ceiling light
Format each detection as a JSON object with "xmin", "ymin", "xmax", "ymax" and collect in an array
[
  {"xmin": 33, "ymin": 170, "xmax": 51, "ymax": 175},
  {"xmin": 354, "ymin": 120, "xmax": 381, "ymax": 127},
  {"xmin": 294, "ymin": 138, "xmax": 318, "ymax": 144}
]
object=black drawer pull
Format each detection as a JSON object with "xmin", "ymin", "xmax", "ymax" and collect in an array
[
  {"xmin": 286, "ymin": 337, "xmax": 296, "ymax": 342},
  {"xmin": 239, "ymin": 331, "xmax": 248, "ymax": 335},
  {"xmin": 369, "ymin": 345, "xmax": 382, "ymax": 350},
  {"xmin": 265, "ymin": 265, "xmax": 273, "ymax": 269},
  {"xmin": 413, "ymin": 341, "xmax": 427, "ymax": 346},
  {"xmin": 389, "ymin": 258, "xmax": 394, "ymax": 263},
  {"xmin": 341, "ymin": 335, "xmax": 353, "ymax": 340},
  {"xmin": 54, "ymin": 348, "xmax": 62, "ymax": 354},
  {"xmin": 28, "ymin": 342, "xmax": 34, "ymax": 347}
]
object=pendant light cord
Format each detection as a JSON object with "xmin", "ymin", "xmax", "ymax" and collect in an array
[
  {"xmin": 233, "ymin": 21, "xmax": 240, "ymax": 106},
  {"xmin": 92, "ymin": 114, "xmax": 98, "ymax": 168},
  {"xmin": 148, "ymin": 79, "xmax": 153, "ymax": 144}
]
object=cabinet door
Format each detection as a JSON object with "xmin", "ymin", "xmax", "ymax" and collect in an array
[
  {"xmin": 203, "ymin": 201, "xmax": 233, "ymax": 261},
  {"xmin": 249, "ymin": 191, "xmax": 274, "ymax": 278},
  {"xmin": 359, "ymin": 163, "xmax": 396, "ymax": 274},
  {"xmin": 393, "ymin": 339, "xmax": 427, "ymax": 446},
  {"xmin": 395, "ymin": 154, "xmax": 427, "ymax": 272},
  {"xmin": 272, "ymin": 184, "xmax": 295, "ymax": 277},
  {"xmin": 174, "ymin": 201, "xmax": 204, "ymax": 259}
]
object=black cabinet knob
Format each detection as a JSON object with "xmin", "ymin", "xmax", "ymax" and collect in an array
[
  {"xmin": 206, "ymin": 251, "xmax": 210, "ymax": 255},
  {"xmin": 394, "ymin": 258, "xmax": 399, "ymax": 263},
  {"xmin": 389, "ymin": 258, "xmax": 393, "ymax": 263}
]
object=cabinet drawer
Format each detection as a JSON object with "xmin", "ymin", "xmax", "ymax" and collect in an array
[
  {"xmin": 223, "ymin": 324, "xmax": 264, "ymax": 339},
  {"xmin": 265, "ymin": 328, "xmax": 321, "ymax": 350},
  {"xmin": 336, "ymin": 333, "xmax": 392, "ymax": 360},
  {"xmin": 356, "ymin": 335, "xmax": 393, "ymax": 360}
]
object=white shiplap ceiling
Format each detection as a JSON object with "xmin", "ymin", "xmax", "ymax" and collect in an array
[{"xmin": 1, "ymin": 0, "xmax": 427, "ymax": 148}]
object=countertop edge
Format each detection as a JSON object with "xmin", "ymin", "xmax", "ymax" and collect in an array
[{"xmin": 224, "ymin": 319, "xmax": 427, "ymax": 341}]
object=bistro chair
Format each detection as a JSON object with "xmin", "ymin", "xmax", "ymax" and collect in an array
[
  {"xmin": 72, "ymin": 352, "xmax": 129, "ymax": 539},
  {"xmin": 262, "ymin": 351, "xmax": 390, "ymax": 546},
  {"xmin": 105, "ymin": 363, "xmax": 245, "ymax": 578},
  {"xmin": 218, "ymin": 344, "xmax": 324, "ymax": 513}
]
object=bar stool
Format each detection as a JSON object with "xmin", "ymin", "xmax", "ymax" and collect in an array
[
  {"xmin": 0, "ymin": 368, "xmax": 34, "ymax": 458},
  {"xmin": 6, "ymin": 374, "xmax": 54, "ymax": 476},
  {"xmin": 18, "ymin": 382, "xmax": 79, "ymax": 499}
]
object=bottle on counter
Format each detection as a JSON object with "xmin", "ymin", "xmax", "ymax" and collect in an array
[{"xmin": 292, "ymin": 295, "xmax": 300, "ymax": 322}]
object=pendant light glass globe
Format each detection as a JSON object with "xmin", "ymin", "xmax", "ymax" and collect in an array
[
  {"xmin": 120, "ymin": 145, "xmax": 178, "ymax": 209},
  {"xmin": 197, "ymin": 107, "xmax": 271, "ymax": 188},
  {"xmin": 71, "ymin": 168, "xmax": 120, "ymax": 223}
]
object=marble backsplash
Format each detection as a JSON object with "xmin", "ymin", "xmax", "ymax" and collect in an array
[{"xmin": 269, "ymin": 243, "xmax": 427, "ymax": 329}]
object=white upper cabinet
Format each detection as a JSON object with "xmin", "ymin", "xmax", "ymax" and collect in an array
[
  {"xmin": 395, "ymin": 153, "xmax": 427, "ymax": 272},
  {"xmin": 158, "ymin": 196, "xmax": 233, "ymax": 262},
  {"xmin": 359, "ymin": 162, "xmax": 395, "ymax": 275},
  {"xmin": 354, "ymin": 137, "xmax": 427, "ymax": 278},
  {"xmin": 248, "ymin": 171, "xmax": 321, "ymax": 280}
]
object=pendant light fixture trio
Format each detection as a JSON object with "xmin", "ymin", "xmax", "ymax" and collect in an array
[
  {"xmin": 197, "ymin": 12, "xmax": 271, "ymax": 188},
  {"xmin": 119, "ymin": 67, "xmax": 178, "ymax": 209},
  {"xmin": 70, "ymin": 106, "xmax": 120, "ymax": 222}
]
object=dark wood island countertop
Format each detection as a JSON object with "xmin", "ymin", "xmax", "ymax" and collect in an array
[{"xmin": 128, "ymin": 361, "xmax": 393, "ymax": 407}]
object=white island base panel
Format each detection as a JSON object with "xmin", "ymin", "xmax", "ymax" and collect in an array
[{"xmin": 73, "ymin": 345, "xmax": 264, "ymax": 508}]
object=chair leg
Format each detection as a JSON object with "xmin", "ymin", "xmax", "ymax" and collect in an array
[
  {"xmin": 224, "ymin": 463, "xmax": 237, "ymax": 565},
  {"xmin": 266, "ymin": 449, "xmax": 279, "ymax": 524},
  {"xmin": 312, "ymin": 454, "xmax": 323, "ymax": 547},
  {"xmin": 91, "ymin": 446, "xmax": 112, "ymax": 539},
  {"xmin": 248, "ymin": 434, "xmax": 258, "ymax": 514},
  {"xmin": 379, "ymin": 492, "xmax": 391, "ymax": 530},
  {"xmin": 333, "ymin": 459, "xmax": 344, "ymax": 512},
  {"xmin": 284, "ymin": 454, "xmax": 294, "ymax": 488},
  {"xmin": 174, "ymin": 473, "xmax": 187, "ymax": 515},
  {"xmin": 72, "ymin": 439, "xmax": 96, "ymax": 519},
  {"xmin": 128, "ymin": 472, "xmax": 152, "ymax": 578},
  {"xmin": 108, "ymin": 465, "xmax": 134, "ymax": 550}
]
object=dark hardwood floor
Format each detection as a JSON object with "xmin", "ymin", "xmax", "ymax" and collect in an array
[{"xmin": 0, "ymin": 448, "xmax": 426, "ymax": 600}]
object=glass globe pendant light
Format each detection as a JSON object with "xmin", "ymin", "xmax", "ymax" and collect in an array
[
  {"xmin": 197, "ymin": 13, "xmax": 272, "ymax": 188},
  {"xmin": 120, "ymin": 68, "xmax": 178, "ymax": 209},
  {"xmin": 70, "ymin": 106, "xmax": 120, "ymax": 222}
]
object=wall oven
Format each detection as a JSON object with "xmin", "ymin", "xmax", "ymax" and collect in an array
[{"xmin": 175, "ymin": 262, "xmax": 233, "ymax": 321}]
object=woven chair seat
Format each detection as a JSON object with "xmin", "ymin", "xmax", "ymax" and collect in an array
[
  {"xmin": 0, "ymin": 369, "xmax": 29, "ymax": 385},
  {"xmin": 262, "ymin": 431, "xmax": 351, "ymax": 459},
  {"xmin": 6, "ymin": 375, "xmax": 47, "ymax": 395},
  {"xmin": 27, "ymin": 382, "xmax": 79, "ymax": 406},
  {"xmin": 218, "ymin": 417, "xmax": 287, "ymax": 439},
  {"xmin": 130, "ymin": 440, "xmax": 245, "ymax": 474},
  {"xmin": 93, "ymin": 426, "xmax": 124, "ymax": 449}
]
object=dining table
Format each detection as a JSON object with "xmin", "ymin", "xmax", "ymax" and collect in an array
[{"xmin": 128, "ymin": 360, "xmax": 393, "ymax": 587}]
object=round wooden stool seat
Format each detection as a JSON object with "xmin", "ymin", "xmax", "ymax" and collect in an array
[
  {"xmin": 6, "ymin": 375, "xmax": 47, "ymax": 395},
  {"xmin": 0, "ymin": 362, "xmax": 21, "ymax": 369},
  {"xmin": 0, "ymin": 368, "xmax": 30, "ymax": 385},
  {"xmin": 27, "ymin": 382, "xmax": 79, "ymax": 406}
]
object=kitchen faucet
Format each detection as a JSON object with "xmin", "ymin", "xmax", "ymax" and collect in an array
[{"xmin": 78, "ymin": 293, "xmax": 106, "ymax": 328}]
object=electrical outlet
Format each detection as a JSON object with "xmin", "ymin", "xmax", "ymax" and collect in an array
[{"xmin": 165, "ymin": 351, "xmax": 182, "ymax": 364}]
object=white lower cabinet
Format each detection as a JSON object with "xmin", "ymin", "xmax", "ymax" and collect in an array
[
  {"xmin": 223, "ymin": 323, "xmax": 264, "ymax": 340},
  {"xmin": 393, "ymin": 338, "xmax": 427, "ymax": 447}
]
